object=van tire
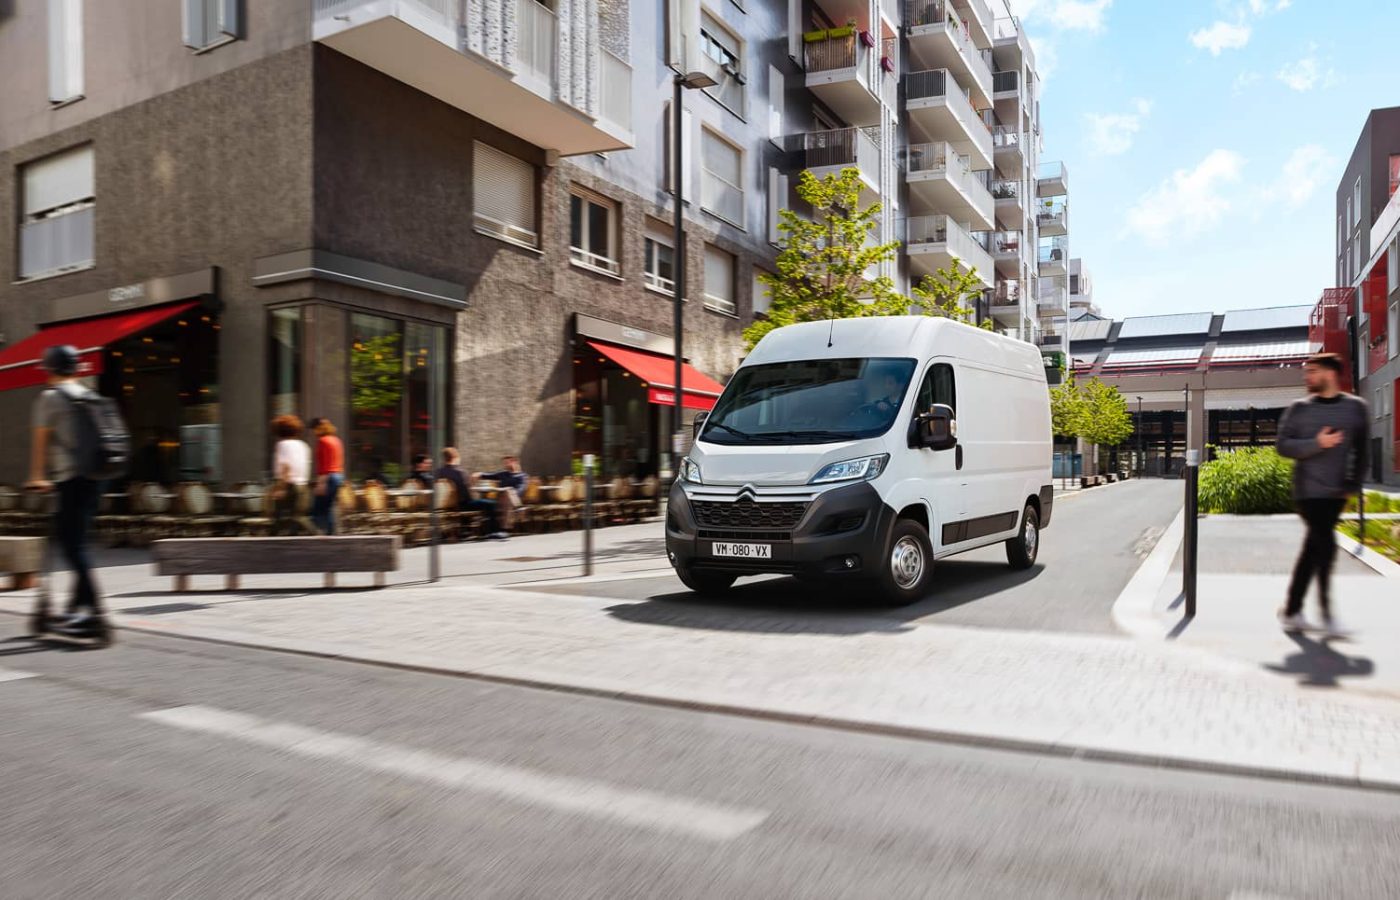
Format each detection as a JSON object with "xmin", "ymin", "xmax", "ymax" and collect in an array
[
  {"xmin": 676, "ymin": 567, "xmax": 737, "ymax": 596},
  {"xmin": 1005, "ymin": 504, "xmax": 1039, "ymax": 570},
  {"xmin": 875, "ymin": 519, "xmax": 933, "ymax": 606}
]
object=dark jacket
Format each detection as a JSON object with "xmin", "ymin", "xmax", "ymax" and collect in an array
[{"xmin": 1275, "ymin": 393, "xmax": 1370, "ymax": 499}]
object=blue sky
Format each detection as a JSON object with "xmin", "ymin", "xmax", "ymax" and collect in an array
[{"xmin": 1017, "ymin": 0, "xmax": 1400, "ymax": 320}]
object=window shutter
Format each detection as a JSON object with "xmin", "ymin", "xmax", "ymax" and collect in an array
[
  {"xmin": 702, "ymin": 130, "xmax": 740, "ymax": 185},
  {"xmin": 767, "ymin": 65, "xmax": 783, "ymax": 141},
  {"xmin": 787, "ymin": 0, "xmax": 799, "ymax": 60},
  {"xmin": 766, "ymin": 167, "xmax": 785, "ymax": 245},
  {"xmin": 704, "ymin": 245, "xmax": 735, "ymax": 306},
  {"xmin": 473, "ymin": 142, "xmax": 538, "ymax": 247},
  {"xmin": 23, "ymin": 145, "xmax": 94, "ymax": 216},
  {"xmin": 218, "ymin": 0, "xmax": 241, "ymax": 38},
  {"xmin": 48, "ymin": 0, "xmax": 83, "ymax": 102},
  {"xmin": 183, "ymin": 0, "xmax": 206, "ymax": 49}
]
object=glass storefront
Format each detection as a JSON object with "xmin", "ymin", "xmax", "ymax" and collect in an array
[{"xmin": 573, "ymin": 350, "xmax": 677, "ymax": 479}]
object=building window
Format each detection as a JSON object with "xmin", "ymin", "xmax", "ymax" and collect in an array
[
  {"xmin": 473, "ymin": 142, "xmax": 539, "ymax": 248},
  {"xmin": 569, "ymin": 189, "xmax": 620, "ymax": 275},
  {"xmin": 1390, "ymin": 302, "xmax": 1399, "ymax": 360},
  {"xmin": 1353, "ymin": 176, "xmax": 1363, "ymax": 229},
  {"xmin": 752, "ymin": 267, "xmax": 772, "ymax": 317},
  {"xmin": 1337, "ymin": 214, "xmax": 1344, "ymax": 257},
  {"xmin": 268, "ymin": 307, "xmax": 303, "ymax": 419},
  {"xmin": 47, "ymin": 0, "xmax": 83, "ymax": 103},
  {"xmin": 701, "ymin": 128, "xmax": 745, "ymax": 227},
  {"xmin": 700, "ymin": 11, "xmax": 745, "ymax": 116},
  {"xmin": 703, "ymin": 244, "xmax": 736, "ymax": 315},
  {"xmin": 644, "ymin": 224, "xmax": 675, "ymax": 295},
  {"xmin": 766, "ymin": 64, "xmax": 784, "ymax": 142},
  {"xmin": 19, "ymin": 145, "xmax": 95, "ymax": 279},
  {"xmin": 183, "ymin": 0, "xmax": 241, "ymax": 51},
  {"xmin": 349, "ymin": 313, "xmax": 448, "ymax": 484}
]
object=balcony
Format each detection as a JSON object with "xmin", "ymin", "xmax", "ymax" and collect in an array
[
  {"xmin": 905, "ymin": 69, "xmax": 993, "ymax": 170},
  {"xmin": 804, "ymin": 30, "xmax": 884, "ymax": 127},
  {"xmin": 1038, "ymin": 161, "xmax": 1068, "ymax": 197},
  {"xmin": 904, "ymin": 215, "xmax": 995, "ymax": 288},
  {"xmin": 1037, "ymin": 276, "xmax": 1067, "ymax": 315},
  {"xmin": 990, "ymin": 229, "xmax": 1023, "ymax": 277},
  {"xmin": 991, "ymin": 125, "xmax": 1023, "ymax": 175},
  {"xmin": 989, "ymin": 177, "xmax": 1022, "ymax": 224},
  {"xmin": 989, "ymin": 279, "xmax": 1022, "ymax": 322},
  {"xmin": 953, "ymin": 0, "xmax": 993, "ymax": 46},
  {"xmin": 1037, "ymin": 329, "xmax": 1065, "ymax": 350},
  {"xmin": 903, "ymin": 142, "xmax": 994, "ymax": 231},
  {"xmin": 992, "ymin": 69, "xmax": 1021, "ymax": 119},
  {"xmin": 1035, "ymin": 197, "xmax": 1067, "ymax": 236},
  {"xmin": 790, "ymin": 127, "xmax": 883, "ymax": 205},
  {"xmin": 1039, "ymin": 236, "xmax": 1068, "ymax": 275},
  {"xmin": 992, "ymin": 15, "xmax": 1032, "ymax": 63},
  {"xmin": 313, "ymin": 0, "xmax": 632, "ymax": 156},
  {"xmin": 904, "ymin": 1, "xmax": 993, "ymax": 107}
]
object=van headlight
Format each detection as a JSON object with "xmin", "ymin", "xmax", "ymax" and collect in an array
[
  {"xmin": 679, "ymin": 457, "xmax": 703, "ymax": 484},
  {"xmin": 810, "ymin": 454, "xmax": 889, "ymax": 485}
]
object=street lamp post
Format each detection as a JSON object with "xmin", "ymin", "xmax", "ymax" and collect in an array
[
  {"xmin": 671, "ymin": 69, "xmax": 717, "ymax": 472},
  {"xmin": 1136, "ymin": 395, "xmax": 1143, "ymax": 477}
]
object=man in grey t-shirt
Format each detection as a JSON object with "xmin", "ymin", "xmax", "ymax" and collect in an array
[
  {"xmin": 1274, "ymin": 352, "xmax": 1370, "ymax": 636},
  {"xmin": 25, "ymin": 345, "xmax": 107, "ymax": 639}
]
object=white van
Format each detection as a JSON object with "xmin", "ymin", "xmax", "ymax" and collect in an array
[{"xmin": 665, "ymin": 316, "xmax": 1053, "ymax": 604}]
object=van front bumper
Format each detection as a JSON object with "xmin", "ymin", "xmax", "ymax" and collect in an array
[{"xmin": 665, "ymin": 480, "xmax": 898, "ymax": 578}]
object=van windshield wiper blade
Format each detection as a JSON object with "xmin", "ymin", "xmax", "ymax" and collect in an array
[
  {"xmin": 753, "ymin": 430, "xmax": 862, "ymax": 441},
  {"xmin": 706, "ymin": 422, "xmax": 753, "ymax": 439}
]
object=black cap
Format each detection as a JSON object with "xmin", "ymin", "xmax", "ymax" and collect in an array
[{"xmin": 41, "ymin": 344, "xmax": 80, "ymax": 376}]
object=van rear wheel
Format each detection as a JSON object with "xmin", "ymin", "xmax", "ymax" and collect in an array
[
  {"xmin": 1005, "ymin": 504, "xmax": 1039, "ymax": 570},
  {"xmin": 874, "ymin": 519, "xmax": 933, "ymax": 606},
  {"xmin": 676, "ymin": 567, "xmax": 737, "ymax": 596}
]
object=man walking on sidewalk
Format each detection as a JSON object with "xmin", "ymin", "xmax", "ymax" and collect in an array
[{"xmin": 1275, "ymin": 352, "xmax": 1369, "ymax": 636}]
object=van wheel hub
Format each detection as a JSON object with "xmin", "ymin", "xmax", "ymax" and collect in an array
[{"xmin": 890, "ymin": 536, "xmax": 925, "ymax": 589}]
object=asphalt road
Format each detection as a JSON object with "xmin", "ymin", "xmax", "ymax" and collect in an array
[
  {"xmin": 520, "ymin": 479, "xmax": 1184, "ymax": 634},
  {"xmin": 1, "ymin": 633, "xmax": 1398, "ymax": 900}
]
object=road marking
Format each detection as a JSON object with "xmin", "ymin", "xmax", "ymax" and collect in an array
[
  {"xmin": 139, "ymin": 705, "xmax": 769, "ymax": 842},
  {"xmin": 0, "ymin": 667, "xmax": 39, "ymax": 683}
]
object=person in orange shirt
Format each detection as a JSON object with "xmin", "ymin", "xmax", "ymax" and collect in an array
[{"xmin": 309, "ymin": 417, "xmax": 345, "ymax": 535}]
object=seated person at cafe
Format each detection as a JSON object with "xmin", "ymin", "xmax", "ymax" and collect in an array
[
  {"xmin": 475, "ymin": 455, "xmax": 527, "ymax": 531},
  {"xmin": 407, "ymin": 454, "xmax": 434, "ymax": 490},
  {"xmin": 439, "ymin": 448, "xmax": 507, "ymax": 540}
]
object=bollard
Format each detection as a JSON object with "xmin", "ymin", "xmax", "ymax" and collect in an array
[
  {"xmin": 428, "ymin": 485, "xmax": 440, "ymax": 583},
  {"xmin": 1183, "ymin": 449, "xmax": 1199, "ymax": 618},
  {"xmin": 582, "ymin": 454, "xmax": 595, "ymax": 577}
]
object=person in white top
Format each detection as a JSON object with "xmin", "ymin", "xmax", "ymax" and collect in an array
[{"xmin": 270, "ymin": 414, "xmax": 317, "ymax": 534}]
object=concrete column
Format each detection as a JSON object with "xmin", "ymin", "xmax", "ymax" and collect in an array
[{"xmin": 1186, "ymin": 388, "xmax": 1207, "ymax": 461}]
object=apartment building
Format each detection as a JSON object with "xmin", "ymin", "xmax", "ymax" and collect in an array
[
  {"xmin": 1318, "ymin": 106, "xmax": 1400, "ymax": 485},
  {"xmin": 0, "ymin": 0, "xmax": 1065, "ymax": 485},
  {"xmin": 1068, "ymin": 257, "xmax": 1097, "ymax": 316}
]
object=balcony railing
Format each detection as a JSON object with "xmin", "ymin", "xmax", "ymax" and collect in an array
[
  {"xmin": 1036, "ymin": 197, "xmax": 1067, "ymax": 229},
  {"xmin": 992, "ymin": 16, "xmax": 1020, "ymax": 41},
  {"xmin": 993, "ymin": 69, "xmax": 1019, "ymax": 94},
  {"xmin": 797, "ymin": 127, "xmax": 882, "ymax": 181},
  {"xmin": 992, "ymin": 126, "xmax": 1021, "ymax": 151},
  {"xmin": 905, "ymin": 0, "xmax": 949, "ymax": 28},
  {"xmin": 316, "ymin": 0, "xmax": 454, "ymax": 23},
  {"xmin": 905, "ymin": 141, "xmax": 992, "ymax": 205},
  {"xmin": 599, "ymin": 50, "xmax": 631, "ymax": 133},
  {"xmin": 1038, "ymin": 160, "xmax": 1068, "ymax": 190},
  {"xmin": 905, "ymin": 215, "xmax": 995, "ymax": 277},
  {"xmin": 19, "ymin": 206, "xmax": 95, "ymax": 279},
  {"xmin": 1037, "ymin": 276, "xmax": 1067, "ymax": 307},
  {"xmin": 993, "ymin": 279, "xmax": 1021, "ymax": 305},
  {"xmin": 990, "ymin": 178, "xmax": 1020, "ymax": 200},
  {"xmin": 701, "ymin": 170, "xmax": 744, "ymax": 226},
  {"xmin": 1039, "ymin": 236, "xmax": 1068, "ymax": 266},
  {"xmin": 805, "ymin": 33, "xmax": 863, "ymax": 73},
  {"xmin": 992, "ymin": 230, "xmax": 1021, "ymax": 256},
  {"xmin": 515, "ymin": 0, "xmax": 557, "ymax": 89}
]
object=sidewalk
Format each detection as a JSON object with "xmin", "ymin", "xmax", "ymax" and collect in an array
[
  {"xmin": 1115, "ymin": 513, "xmax": 1400, "ymax": 701},
  {"xmin": 6, "ymin": 512, "xmax": 1400, "ymax": 790}
]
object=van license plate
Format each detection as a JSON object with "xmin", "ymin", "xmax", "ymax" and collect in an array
[{"xmin": 711, "ymin": 542, "xmax": 772, "ymax": 559}]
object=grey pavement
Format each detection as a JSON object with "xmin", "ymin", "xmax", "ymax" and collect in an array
[
  {"xmin": 519, "ymin": 478, "xmax": 1182, "ymax": 635},
  {"xmin": 3, "ymin": 634, "xmax": 1399, "ymax": 899}
]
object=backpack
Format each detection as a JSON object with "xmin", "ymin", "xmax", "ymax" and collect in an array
[{"xmin": 62, "ymin": 389, "xmax": 131, "ymax": 481}]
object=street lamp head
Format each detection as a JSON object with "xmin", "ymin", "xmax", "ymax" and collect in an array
[{"xmin": 678, "ymin": 70, "xmax": 718, "ymax": 90}]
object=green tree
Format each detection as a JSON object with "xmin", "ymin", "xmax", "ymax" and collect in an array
[
  {"xmin": 1077, "ymin": 378, "xmax": 1134, "ymax": 474},
  {"xmin": 905, "ymin": 265, "xmax": 994, "ymax": 330},
  {"xmin": 351, "ymin": 332, "xmax": 404, "ymax": 413},
  {"xmin": 1048, "ymin": 375, "xmax": 1086, "ymax": 440},
  {"xmin": 744, "ymin": 167, "xmax": 905, "ymax": 350}
]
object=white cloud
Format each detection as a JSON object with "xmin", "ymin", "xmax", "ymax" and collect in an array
[
  {"xmin": 1029, "ymin": 35, "xmax": 1059, "ymax": 81},
  {"xmin": 1262, "ymin": 145, "xmax": 1335, "ymax": 208},
  {"xmin": 1126, "ymin": 150, "xmax": 1246, "ymax": 245},
  {"xmin": 1189, "ymin": 20, "xmax": 1251, "ymax": 55},
  {"xmin": 1248, "ymin": 0, "xmax": 1292, "ymax": 13},
  {"xmin": 1231, "ymin": 71, "xmax": 1262, "ymax": 94},
  {"xmin": 1014, "ymin": 0, "xmax": 1114, "ymax": 34},
  {"xmin": 1084, "ymin": 98, "xmax": 1152, "ymax": 156},
  {"xmin": 1276, "ymin": 49, "xmax": 1339, "ymax": 92}
]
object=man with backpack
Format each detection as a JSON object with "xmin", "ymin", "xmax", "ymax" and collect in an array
[{"xmin": 24, "ymin": 344, "xmax": 130, "ymax": 641}]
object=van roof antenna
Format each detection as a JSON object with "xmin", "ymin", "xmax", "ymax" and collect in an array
[{"xmin": 827, "ymin": 316, "xmax": 835, "ymax": 348}]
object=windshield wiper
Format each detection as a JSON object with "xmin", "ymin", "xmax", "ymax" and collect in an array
[
  {"xmin": 705, "ymin": 422, "xmax": 753, "ymax": 439},
  {"xmin": 754, "ymin": 430, "xmax": 862, "ymax": 441}
]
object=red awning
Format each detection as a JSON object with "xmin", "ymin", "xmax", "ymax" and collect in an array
[
  {"xmin": 0, "ymin": 300, "xmax": 202, "ymax": 392},
  {"xmin": 586, "ymin": 341, "xmax": 726, "ymax": 411}
]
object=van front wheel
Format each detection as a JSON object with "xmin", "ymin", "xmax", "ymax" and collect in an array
[
  {"xmin": 1005, "ymin": 504, "xmax": 1039, "ymax": 570},
  {"xmin": 875, "ymin": 519, "xmax": 933, "ymax": 606}
]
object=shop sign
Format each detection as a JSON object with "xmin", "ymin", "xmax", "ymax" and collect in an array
[
  {"xmin": 575, "ymin": 313, "xmax": 674, "ymax": 356},
  {"xmin": 108, "ymin": 283, "xmax": 146, "ymax": 305},
  {"xmin": 47, "ymin": 268, "xmax": 215, "ymax": 324}
]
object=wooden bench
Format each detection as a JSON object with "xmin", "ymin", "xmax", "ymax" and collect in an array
[
  {"xmin": 0, "ymin": 536, "xmax": 44, "ymax": 591},
  {"xmin": 151, "ymin": 536, "xmax": 401, "ymax": 591}
]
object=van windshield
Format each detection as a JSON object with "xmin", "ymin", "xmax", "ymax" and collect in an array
[{"xmin": 700, "ymin": 357, "xmax": 917, "ymax": 445}]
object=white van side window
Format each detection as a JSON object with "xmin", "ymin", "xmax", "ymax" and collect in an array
[{"xmin": 915, "ymin": 363, "xmax": 956, "ymax": 412}]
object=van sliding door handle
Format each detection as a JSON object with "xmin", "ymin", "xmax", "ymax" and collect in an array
[{"xmin": 955, "ymin": 445, "xmax": 963, "ymax": 470}]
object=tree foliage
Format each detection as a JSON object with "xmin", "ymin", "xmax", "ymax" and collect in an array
[
  {"xmin": 1076, "ymin": 378, "xmax": 1134, "ymax": 451},
  {"xmin": 745, "ymin": 167, "xmax": 989, "ymax": 350},
  {"xmin": 351, "ymin": 333, "xmax": 404, "ymax": 412},
  {"xmin": 1048, "ymin": 375, "xmax": 1087, "ymax": 439}
]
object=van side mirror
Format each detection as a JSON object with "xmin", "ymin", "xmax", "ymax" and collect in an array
[
  {"xmin": 916, "ymin": 404, "xmax": 957, "ymax": 451},
  {"xmin": 692, "ymin": 411, "xmax": 709, "ymax": 440}
]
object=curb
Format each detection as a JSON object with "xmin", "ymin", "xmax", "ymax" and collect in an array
[
  {"xmin": 1110, "ymin": 507, "xmax": 1185, "ymax": 640},
  {"xmin": 1337, "ymin": 533, "xmax": 1400, "ymax": 579},
  {"xmin": 5, "ymin": 603, "xmax": 1399, "ymax": 795}
]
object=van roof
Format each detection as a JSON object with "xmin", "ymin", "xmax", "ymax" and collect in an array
[{"xmin": 745, "ymin": 316, "xmax": 1046, "ymax": 379}]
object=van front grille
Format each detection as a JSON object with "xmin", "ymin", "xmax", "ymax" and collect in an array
[
  {"xmin": 691, "ymin": 499, "xmax": 809, "ymax": 531},
  {"xmin": 698, "ymin": 529, "xmax": 792, "ymax": 542}
]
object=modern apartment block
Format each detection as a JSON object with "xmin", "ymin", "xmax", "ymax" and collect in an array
[
  {"xmin": 1067, "ymin": 257, "xmax": 1097, "ymax": 317},
  {"xmin": 1317, "ymin": 106, "xmax": 1400, "ymax": 485},
  {"xmin": 0, "ymin": 0, "xmax": 1065, "ymax": 486}
]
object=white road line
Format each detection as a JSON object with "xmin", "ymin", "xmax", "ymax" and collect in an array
[
  {"xmin": 0, "ymin": 668, "xmax": 39, "ymax": 683},
  {"xmin": 139, "ymin": 705, "xmax": 769, "ymax": 842}
]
